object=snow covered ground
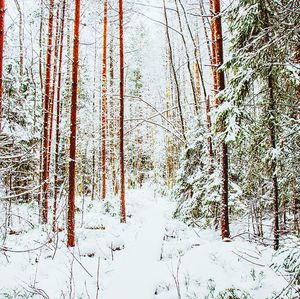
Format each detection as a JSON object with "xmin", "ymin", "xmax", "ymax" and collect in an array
[{"xmin": 0, "ymin": 186, "xmax": 294, "ymax": 298}]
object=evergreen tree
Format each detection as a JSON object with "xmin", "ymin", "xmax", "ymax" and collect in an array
[{"xmin": 222, "ymin": 0, "xmax": 299, "ymax": 248}]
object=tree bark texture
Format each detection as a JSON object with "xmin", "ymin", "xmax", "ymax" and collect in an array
[
  {"xmin": 119, "ymin": 0, "xmax": 126, "ymax": 223},
  {"xmin": 42, "ymin": 0, "xmax": 54, "ymax": 224},
  {"xmin": 67, "ymin": 0, "xmax": 81, "ymax": 247}
]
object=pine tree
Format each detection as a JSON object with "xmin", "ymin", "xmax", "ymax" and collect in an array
[
  {"xmin": 119, "ymin": 0, "xmax": 126, "ymax": 223},
  {"xmin": 101, "ymin": 0, "xmax": 108, "ymax": 200},
  {"xmin": 67, "ymin": 0, "xmax": 81, "ymax": 247},
  {"xmin": 41, "ymin": 0, "xmax": 54, "ymax": 224},
  {"xmin": 224, "ymin": 0, "xmax": 299, "ymax": 249},
  {"xmin": 212, "ymin": 0, "xmax": 230, "ymax": 240},
  {"xmin": 53, "ymin": 0, "xmax": 66, "ymax": 232}
]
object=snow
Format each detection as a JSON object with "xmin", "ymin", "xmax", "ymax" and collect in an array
[
  {"xmin": 102, "ymin": 195, "xmax": 166, "ymax": 299},
  {"xmin": 0, "ymin": 185, "xmax": 291, "ymax": 298}
]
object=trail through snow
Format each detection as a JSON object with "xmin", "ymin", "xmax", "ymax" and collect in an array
[
  {"xmin": 0, "ymin": 186, "xmax": 290, "ymax": 298},
  {"xmin": 103, "ymin": 194, "xmax": 166, "ymax": 299}
]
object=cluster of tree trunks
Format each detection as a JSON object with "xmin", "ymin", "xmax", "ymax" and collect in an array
[{"xmin": 0, "ymin": 0, "xmax": 297, "ymax": 251}]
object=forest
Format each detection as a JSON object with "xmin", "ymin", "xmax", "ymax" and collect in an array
[{"xmin": 0, "ymin": 0, "xmax": 299, "ymax": 298}]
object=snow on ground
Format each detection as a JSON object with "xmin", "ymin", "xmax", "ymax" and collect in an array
[
  {"xmin": 0, "ymin": 185, "xmax": 290, "ymax": 298},
  {"xmin": 102, "ymin": 194, "xmax": 166, "ymax": 299}
]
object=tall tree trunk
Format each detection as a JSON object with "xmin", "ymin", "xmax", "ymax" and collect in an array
[
  {"xmin": 53, "ymin": 0, "xmax": 66, "ymax": 232},
  {"xmin": 101, "ymin": 0, "xmax": 108, "ymax": 200},
  {"xmin": 0, "ymin": 0, "xmax": 4, "ymax": 131},
  {"xmin": 48, "ymin": 4, "xmax": 61, "ymax": 176},
  {"xmin": 38, "ymin": 0, "xmax": 45, "ymax": 213},
  {"xmin": 199, "ymin": 0, "xmax": 214, "ymax": 157},
  {"xmin": 109, "ymin": 32, "xmax": 119, "ymax": 195},
  {"xmin": 199, "ymin": 0, "xmax": 212, "ymax": 64},
  {"xmin": 210, "ymin": 0, "xmax": 217, "ymax": 97},
  {"xmin": 163, "ymin": 0, "xmax": 186, "ymax": 142},
  {"xmin": 119, "ymin": 0, "xmax": 126, "ymax": 223},
  {"xmin": 14, "ymin": 0, "xmax": 24, "ymax": 77},
  {"xmin": 206, "ymin": 96, "xmax": 214, "ymax": 158},
  {"xmin": 177, "ymin": 0, "xmax": 207, "ymax": 111},
  {"xmin": 165, "ymin": 56, "xmax": 174, "ymax": 189},
  {"xmin": 39, "ymin": 0, "xmax": 44, "ymax": 92},
  {"xmin": 42, "ymin": 0, "xmax": 55, "ymax": 224},
  {"xmin": 212, "ymin": 0, "xmax": 230, "ymax": 239},
  {"xmin": 174, "ymin": 0, "xmax": 198, "ymax": 115},
  {"xmin": 91, "ymin": 31, "xmax": 98, "ymax": 201},
  {"xmin": 267, "ymin": 74, "xmax": 279, "ymax": 250},
  {"xmin": 195, "ymin": 33, "xmax": 201, "ymax": 110},
  {"xmin": 67, "ymin": 0, "xmax": 81, "ymax": 247}
]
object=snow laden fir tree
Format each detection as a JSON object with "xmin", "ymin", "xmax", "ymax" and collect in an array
[{"xmin": 0, "ymin": 0, "xmax": 299, "ymax": 298}]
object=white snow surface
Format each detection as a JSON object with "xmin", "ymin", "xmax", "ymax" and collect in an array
[
  {"xmin": 0, "ymin": 185, "xmax": 289, "ymax": 298},
  {"xmin": 102, "ymin": 196, "xmax": 166, "ymax": 299}
]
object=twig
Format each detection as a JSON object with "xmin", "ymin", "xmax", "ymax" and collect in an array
[
  {"xmin": 0, "ymin": 240, "xmax": 51, "ymax": 253},
  {"xmin": 232, "ymin": 251, "xmax": 265, "ymax": 267},
  {"xmin": 96, "ymin": 257, "xmax": 100, "ymax": 299},
  {"xmin": 68, "ymin": 248, "xmax": 93, "ymax": 278}
]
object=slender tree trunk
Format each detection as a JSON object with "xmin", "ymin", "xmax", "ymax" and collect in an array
[
  {"xmin": 14, "ymin": 0, "xmax": 24, "ymax": 77},
  {"xmin": 109, "ymin": 32, "xmax": 118, "ymax": 195},
  {"xmin": 206, "ymin": 96, "xmax": 213, "ymax": 158},
  {"xmin": 0, "ymin": 0, "xmax": 4, "ymax": 131},
  {"xmin": 48, "ymin": 4, "xmax": 60, "ymax": 176},
  {"xmin": 163, "ymin": 0, "xmax": 186, "ymax": 142},
  {"xmin": 199, "ymin": 0, "xmax": 214, "ymax": 156},
  {"xmin": 212, "ymin": 0, "xmax": 230, "ymax": 239},
  {"xmin": 267, "ymin": 74, "xmax": 279, "ymax": 250},
  {"xmin": 199, "ymin": 0, "xmax": 212, "ymax": 64},
  {"xmin": 210, "ymin": 0, "xmax": 217, "ymax": 97},
  {"xmin": 194, "ymin": 33, "xmax": 201, "ymax": 109},
  {"xmin": 174, "ymin": 0, "xmax": 198, "ymax": 114},
  {"xmin": 165, "ymin": 52, "xmax": 175, "ymax": 188},
  {"xmin": 38, "ymin": 1, "xmax": 45, "ymax": 213},
  {"xmin": 39, "ymin": 0, "xmax": 44, "ymax": 92},
  {"xmin": 67, "ymin": 0, "xmax": 80, "ymax": 247},
  {"xmin": 178, "ymin": 0, "xmax": 207, "ymax": 108},
  {"xmin": 53, "ymin": 0, "xmax": 66, "ymax": 232},
  {"xmin": 119, "ymin": 0, "xmax": 126, "ymax": 223},
  {"xmin": 42, "ymin": 0, "xmax": 55, "ymax": 224},
  {"xmin": 91, "ymin": 31, "xmax": 97, "ymax": 201},
  {"xmin": 294, "ymin": 195, "xmax": 299, "ymax": 234},
  {"xmin": 67, "ymin": 0, "xmax": 81, "ymax": 247},
  {"xmin": 101, "ymin": 0, "xmax": 108, "ymax": 200}
]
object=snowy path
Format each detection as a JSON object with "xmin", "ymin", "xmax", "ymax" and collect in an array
[
  {"xmin": 102, "ymin": 197, "xmax": 166, "ymax": 299},
  {"xmin": 1, "ymin": 187, "xmax": 289, "ymax": 299}
]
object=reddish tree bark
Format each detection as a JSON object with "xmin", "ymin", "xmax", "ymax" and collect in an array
[
  {"xmin": 210, "ymin": 0, "xmax": 217, "ymax": 98},
  {"xmin": 53, "ymin": 0, "xmax": 66, "ymax": 232},
  {"xmin": 67, "ymin": 0, "xmax": 81, "ymax": 247},
  {"xmin": 212, "ymin": 0, "xmax": 230, "ymax": 239},
  {"xmin": 119, "ymin": 0, "xmax": 126, "ymax": 223},
  {"xmin": 42, "ymin": 0, "xmax": 54, "ymax": 224},
  {"xmin": 39, "ymin": 0, "xmax": 44, "ymax": 93},
  {"xmin": 0, "ymin": 0, "xmax": 4, "ymax": 131},
  {"xmin": 101, "ymin": 0, "xmax": 108, "ymax": 200}
]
